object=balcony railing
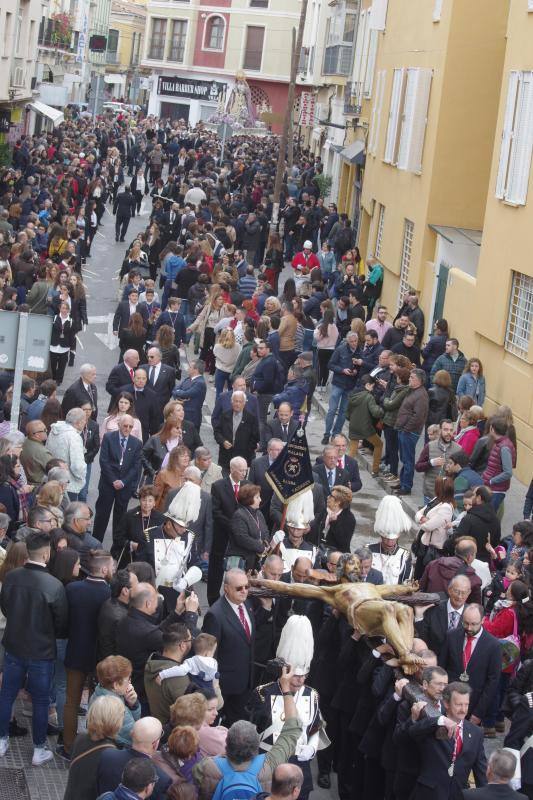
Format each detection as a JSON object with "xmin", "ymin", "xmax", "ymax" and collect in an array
[
  {"xmin": 10, "ymin": 58, "xmax": 28, "ymax": 90},
  {"xmin": 343, "ymin": 83, "xmax": 361, "ymax": 114},
  {"xmin": 322, "ymin": 44, "xmax": 353, "ymax": 77},
  {"xmin": 38, "ymin": 21, "xmax": 74, "ymax": 51},
  {"xmin": 106, "ymin": 51, "xmax": 119, "ymax": 64}
]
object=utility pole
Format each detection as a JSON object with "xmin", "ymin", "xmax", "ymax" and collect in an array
[
  {"xmin": 287, "ymin": 27, "xmax": 296, "ymax": 171},
  {"xmin": 270, "ymin": 0, "xmax": 308, "ymax": 232}
]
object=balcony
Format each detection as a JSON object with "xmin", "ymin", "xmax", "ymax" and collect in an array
[
  {"xmin": 343, "ymin": 83, "xmax": 361, "ymax": 115},
  {"xmin": 38, "ymin": 19, "xmax": 74, "ymax": 52},
  {"xmin": 322, "ymin": 44, "xmax": 353, "ymax": 77},
  {"xmin": 10, "ymin": 58, "xmax": 28, "ymax": 91}
]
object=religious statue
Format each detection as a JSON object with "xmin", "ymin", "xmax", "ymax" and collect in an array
[
  {"xmin": 225, "ymin": 70, "xmax": 257, "ymax": 128},
  {"xmin": 251, "ymin": 553, "xmax": 438, "ymax": 675}
]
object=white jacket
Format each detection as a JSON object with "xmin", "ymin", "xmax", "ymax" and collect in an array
[
  {"xmin": 415, "ymin": 501, "xmax": 454, "ymax": 551},
  {"xmin": 47, "ymin": 421, "xmax": 87, "ymax": 493}
]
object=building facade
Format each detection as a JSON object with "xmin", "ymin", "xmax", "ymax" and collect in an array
[
  {"xmin": 141, "ymin": 0, "xmax": 300, "ymax": 130},
  {"xmin": 104, "ymin": 0, "xmax": 148, "ymax": 103}
]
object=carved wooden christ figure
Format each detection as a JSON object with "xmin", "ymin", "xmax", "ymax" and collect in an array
[{"xmin": 251, "ymin": 553, "xmax": 429, "ymax": 675}]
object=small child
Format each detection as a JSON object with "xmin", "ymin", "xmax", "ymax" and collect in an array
[
  {"xmin": 157, "ymin": 633, "xmax": 218, "ymax": 691},
  {"xmin": 484, "ymin": 561, "xmax": 523, "ymax": 614},
  {"xmin": 427, "ymin": 424, "xmax": 440, "ymax": 442}
]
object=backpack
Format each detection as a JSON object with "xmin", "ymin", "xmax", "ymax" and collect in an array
[{"xmin": 211, "ymin": 754, "xmax": 266, "ymax": 800}]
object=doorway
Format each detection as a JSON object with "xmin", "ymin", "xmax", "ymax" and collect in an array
[
  {"xmin": 432, "ymin": 263, "xmax": 449, "ymax": 326},
  {"xmin": 160, "ymin": 102, "xmax": 189, "ymax": 122}
]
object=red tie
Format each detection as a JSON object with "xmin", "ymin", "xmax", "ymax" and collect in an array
[
  {"xmin": 233, "ymin": 483, "xmax": 239, "ymax": 500},
  {"xmin": 463, "ymin": 636, "xmax": 473, "ymax": 671},
  {"xmin": 238, "ymin": 604, "xmax": 251, "ymax": 641},
  {"xmin": 129, "ymin": 368, "xmax": 134, "ymax": 381},
  {"xmin": 337, "ymin": 459, "xmax": 342, "ymax": 469},
  {"xmin": 454, "ymin": 725, "xmax": 463, "ymax": 757}
]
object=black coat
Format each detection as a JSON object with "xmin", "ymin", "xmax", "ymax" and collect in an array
[
  {"xmin": 213, "ymin": 408, "xmax": 260, "ymax": 469},
  {"xmin": 316, "ymin": 453, "xmax": 362, "ymax": 494},
  {"xmin": 139, "ymin": 362, "xmax": 176, "ymax": 411},
  {"xmin": 118, "ymin": 384, "xmax": 161, "ymax": 442},
  {"xmin": 50, "ymin": 315, "xmax": 76, "ymax": 350},
  {"xmin": 98, "ymin": 431, "xmax": 143, "ymax": 495},
  {"xmin": 97, "ymin": 597, "xmax": 128, "ymax": 661},
  {"xmin": 408, "ymin": 716, "xmax": 487, "ymax": 800},
  {"xmin": 105, "ymin": 362, "xmax": 135, "ymax": 403},
  {"xmin": 82, "ymin": 419, "xmax": 100, "ymax": 464},
  {"xmin": 112, "ymin": 301, "xmax": 148, "ymax": 334},
  {"xmin": 226, "ymin": 506, "xmax": 269, "ymax": 570},
  {"xmin": 264, "ymin": 417, "xmax": 298, "ymax": 448},
  {"xmin": 211, "ymin": 477, "xmax": 250, "ymax": 538},
  {"xmin": 439, "ymin": 627, "xmax": 501, "ymax": 720},
  {"xmin": 427, "ymin": 385, "xmax": 456, "ymax": 426},
  {"xmin": 324, "ymin": 506, "xmax": 356, "ymax": 552},
  {"xmin": 415, "ymin": 600, "xmax": 462, "ymax": 658},
  {"xmin": 454, "ymin": 503, "xmax": 501, "ymax": 563},
  {"xmin": 202, "ymin": 596, "xmax": 255, "ymax": 696},
  {"xmin": 64, "ymin": 578, "xmax": 111, "ymax": 672},
  {"xmin": 113, "ymin": 189, "xmax": 136, "ymax": 219},
  {"xmin": 248, "ymin": 454, "xmax": 275, "ymax": 525},
  {"xmin": 312, "ymin": 463, "xmax": 351, "ymax": 497},
  {"xmin": 112, "ymin": 505, "xmax": 166, "ymax": 562},
  {"xmin": 61, "ymin": 378, "xmax": 98, "ymax": 420},
  {"xmin": 463, "ymin": 786, "xmax": 524, "ymax": 800}
]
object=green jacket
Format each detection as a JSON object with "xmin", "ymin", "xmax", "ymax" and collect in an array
[
  {"xmin": 382, "ymin": 385, "xmax": 411, "ymax": 427},
  {"xmin": 231, "ymin": 341, "xmax": 254, "ymax": 380},
  {"xmin": 346, "ymin": 390, "xmax": 383, "ymax": 439}
]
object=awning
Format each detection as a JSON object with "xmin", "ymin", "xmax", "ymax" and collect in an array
[
  {"xmin": 340, "ymin": 139, "xmax": 365, "ymax": 163},
  {"xmin": 104, "ymin": 74, "xmax": 126, "ymax": 87},
  {"xmin": 29, "ymin": 101, "xmax": 64, "ymax": 127},
  {"xmin": 325, "ymin": 140, "xmax": 343, "ymax": 152},
  {"xmin": 428, "ymin": 225, "xmax": 482, "ymax": 246}
]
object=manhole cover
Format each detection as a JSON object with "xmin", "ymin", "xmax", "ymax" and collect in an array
[{"xmin": 0, "ymin": 768, "xmax": 30, "ymax": 799}]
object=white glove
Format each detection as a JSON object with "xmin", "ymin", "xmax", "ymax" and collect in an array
[
  {"xmin": 295, "ymin": 744, "xmax": 315, "ymax": 762},
  {"xmin": 272, "ymin": 530, "xmax": 285, "ymax": 546},
  {"xmin": 526, "ymin": 692, "xmax": 533, "ymax": 708}
]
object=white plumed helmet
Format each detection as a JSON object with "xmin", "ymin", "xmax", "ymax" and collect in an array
[
  {"xmin": 285, "ymin": 489, "xmax": 314, "ymax": 530},
  {"xmin": 276, "ymin": 615, "xmax": 314, "ymax": 676},
  {"xmin": 164, "ymin": 482, "xmax": 201, "ymax": 527},
  {"xmin": 374, "ymin": 495, "xmax": 412, "ymax": 540}
]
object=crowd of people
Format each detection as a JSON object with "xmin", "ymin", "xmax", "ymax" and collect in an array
[{"xmin": 0, "ymin": 107, "xmax": 531, "ymax": 800}]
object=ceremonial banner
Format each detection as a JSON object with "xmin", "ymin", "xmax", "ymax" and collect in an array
[{"xmin": 265, "ymin": 426, "xmax": 314, "ymax": 503}]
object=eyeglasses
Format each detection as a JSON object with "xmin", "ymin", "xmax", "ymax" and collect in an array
[{"xmin": 122, "ymin": 424, "xmax": 134, "ymax": 429}]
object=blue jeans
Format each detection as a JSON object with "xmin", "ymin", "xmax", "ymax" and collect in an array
[
  {"xmin": 78, "ymin": 463, "xmax": 92, "ymax": 503},
  {"xmin": 383, "ymin": 425, "xmax": 399, "ymax": 476},
  {"xmin": 0, "ymin": 652, "xmax": 54, "ymax": 746},
  {"xmin": 398, "ymin": 430, "xmax": 420, "ymax": 491},
  {"xmin": 491, "ymin": 491, "xmax": 506, "ymax": 512},
  {"xmin": 53, "ymin": 639, "xmax": 67, "ymax": 728},
  {"xmin": 214, "ymin": 369, "xmax": 231, "ymax": 398},
  {"xmin": 325, "ymin": 384, "xmax": 349, "ymax": 437}
]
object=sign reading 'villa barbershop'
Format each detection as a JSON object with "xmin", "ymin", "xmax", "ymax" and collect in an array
[{"xmin": 157, "ymin": 76, "xmax": 226, "ymax": 101}]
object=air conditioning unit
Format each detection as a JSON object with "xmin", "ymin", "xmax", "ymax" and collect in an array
[{"xmin": 11, "ymin": 67, "xmax": 26, "ymax": 88}]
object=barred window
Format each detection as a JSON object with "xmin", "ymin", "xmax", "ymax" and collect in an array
[
  {"xmin": 375, "ymin": 204, "xmax": 385, "ymax": 259},
  {"xmin": 505, "ymin": 271, "xmax": 533, "ymax": 357}
]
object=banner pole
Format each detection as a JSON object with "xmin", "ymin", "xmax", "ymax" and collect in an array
[{"xmin": 279, "ymin": 503, "xmax": 288, "ymax": 531}]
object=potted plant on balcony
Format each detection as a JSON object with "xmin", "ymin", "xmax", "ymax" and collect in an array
[{"xmin": 50, "ymin": 13, "xmax": 73, "ymax": 49}]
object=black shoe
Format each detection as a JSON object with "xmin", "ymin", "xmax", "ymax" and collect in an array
[
  {"xmin": 393, "ymin": 488, "xmax": 411, "ymax": 496},
  {"xmin": 47, "ymin": 722, "xmax": 61, "ymax": 736},
  {"xmin": 55, "ymin": 744, "xmax": 71, "ymax": 762},
  {"xmin": 317, "ymin": 773, "xmax": 331, "ymax": 789},
  {"xmin": 120, "ymin": 238, "xmax": 125, "ymax": 242},
  {"xmin": 9, "ymin": 719, "xmax": 28, "ymax": 737},
  {"xmin": 115, "ymin": 236, "xmax": 119, "ymax": 242},
  {"xmin": 321, "ymin": 435, "xmax": 330, "ymax": 445}
]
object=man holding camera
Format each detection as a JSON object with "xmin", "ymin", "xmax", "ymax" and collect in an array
[{"xmin": 322, "ymin": 332, "xmax": 362, "ymax": 445}]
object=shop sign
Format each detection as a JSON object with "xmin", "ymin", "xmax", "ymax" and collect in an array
[{"xmin": 157, "ymin": 76, "xmax": 226, "ymax": 101}]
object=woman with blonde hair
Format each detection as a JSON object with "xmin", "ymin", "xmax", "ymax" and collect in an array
[
  {"xmin": 188, "ymin": 291, "xmax": 225, "ymax": 375},
  {"xmin": 350, "ymin": 317, "xmax": 366, "ymax": 344},
  {"xmin": 154, "ymin": 445, "xmax": 191, "ymax": 510},
  {"xmin": 36, "ymin": 480, "xmax": 63, "ymax": 513},
  {"xmin": 213, "ymin": 328, "xmax": 241, "ymax": 398},
  {"xmin": 63, "ymin": 695, "xmax": 125, "ymax": 800}
]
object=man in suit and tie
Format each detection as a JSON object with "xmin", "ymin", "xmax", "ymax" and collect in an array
[
  {"xmin": 249, "ymin": 438, "xmax": 284, "ymax": 529},
  {"xmin": 194, "ymin": 446, "xmax": 222, "ymax": 493},
  {"xmin": 213, "ymin": 391, "xmax": 260, "ymax": 472},
  {"xmin": 463, "ymin": 749, "xmax": 522, "ymax": 800},
  {"xmin": 249, "ymin": 554, "xmax": 285, "ymax": 686},
  {"xmin": 118, "ymin": 369, "xmax": 160, "ymax": 443},
  {"xmin": 439, "ymin": 604, "xmax": 501, "ymax": 726},
  {"xmin": 407, "ymin": 681, "xmax": 487, "ymax": 800},
  {"xmin": 141, "ymin": 346, "xmax": 176, "ymax": 415},
  {"xmin": 93, "ymin": 415, "xmax": 143, "ymax": 542},
  {"xmin": 112, "ymin": 290, "xmax": 148, "ymax": 336},
  {"xmin": 415, "ymin": 574, "xmax": 471, "ymax": 658},
  {"xmin": 172, "ymin": 360, "xmax": 207, "ymax": 430},
  {"xmin": 61, "ymin": 363, "xmax": 98, "ymax": 421},
  {"xmin": 202, "ymin": 568, "xmax": 256, "ymax": 725},
  {"xmin": 313, "ymin": 444, "xmax": 351, "ymax": 497},
  {"xmin": 211, "ymin": 376, "xmax": 260, "ymax": 428},
  {"xmin": 354, "ymin": 547, "xmax": 384, "ymax": 584},
  {"xmin": 207, "ymin": 458, "xmax": 249, "ymax": 606},
  {"xmin": 331, "ymin": 434, "xmax": 363, "ymax": 493},
  {"xmin": 264, "ymin": 402, "xmax": 298, "ymax": 451},
  {"xmin": 105, "ymin": 350, "xmax": 140, "ymax": 406}
]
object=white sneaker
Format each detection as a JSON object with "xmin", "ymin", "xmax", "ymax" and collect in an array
[
  {"xmin": 0, "ymin": 737, "xmax": 9, "ymax": 757},
  {"xmin": 32, "ymin": 745, "xmax": 53, "ymax": 766}
]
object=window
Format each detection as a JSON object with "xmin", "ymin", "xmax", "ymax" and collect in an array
[
  {"xmin": 363, "ymin": 30, "xmax": 378, "ymax": 98},
  {"xmin": 433, "ymin": 0, "xmax": 443, "ymax": 21},
  {"xmin": 505, "ymin": 271, "xmax": 533, "ymax": 357},
  {"xmin": 4, "ymin": 13, "xmax": 13, "ymax": 53},
  {"xmin": 369, "ymin": 0, "xmax": 388, "ymax": 31},
  {"xmin": 383, "ymin": 67, "xmax": 432, "ymax": 173},
  {"xmin": 205, "ymin": 15, "xmax": 224, "ymax": 50},
  {"xmin": 106, "ymin": 29, "xmax": 119, "ymax": 63},
  {"xmin": 243, "ymin": 26, "xmax": 264, "ymax": 70},
  {"xmin": 250, "ymin": 0, "xmax": 269, "ymax": 6},
  {"xmin": 529, "ymin": 0, "xmax": 533, "ymax": 10},
  {"xmin": 496, "ymin": 71, "xmax": 533, "ymax": 206},
  {"xmin": 322, "ymin": 11, "xmax": 356, "ymax": 77},
  {"xmin": 148, "ymin": 18, "xmax": 166, "ymax": 59},
  {"xmin": 28, "ymin": 20, "xmax": 35, "ymax": 57},
  {"xmin": 375, "ymin": 204, "xmax": 385, "ymax": 259},
  {"xmin": 368, "ymin": 70, "xmax": 385, "ymax": 155},
  {"xmin": 168, "ymin": 19, "xmax": 187, "ymax": 61},
  {"xmin": 398, "ymin": 220, "xmax": 414, "ymax": 306}
]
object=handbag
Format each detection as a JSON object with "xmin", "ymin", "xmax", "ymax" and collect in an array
[{"xmin": 500, "ymin": 609, "xmax": 521, "ymax": 672}]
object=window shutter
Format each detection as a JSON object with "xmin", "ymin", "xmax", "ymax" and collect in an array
[
  {"xmin": 433, "ymin": 0, "xmax": 443, "ymax": 21},
  {"xmin": 369, "ymin": 0, "xmax": 388, "ymax": 30},
  {"xmin": 364, "ymin": 30, "xmax": 378, "ymax": 98},
  {"xmin": 358, "ymin": 11, "xmax": 371, "ymax": 104},
  {"xmin": 369, "ymin": 69, "xmax": 385, "ymax": 155},
  {"xmin": 352, "ymin": 9, "xmax": 367, "ymax": 102},
  {"xmin": 384, "ymin": 68, "xmax": 403, "ymax": 163},
  {"xmin": 397, "ymin": 68, "xmax": 432, "ymax": 173},
  {"xmin": 496, "ymin": 71, "xmax": 519, "ymax": 199},
  {"xmin": 506, "ymin": 72, "xmax": 533, "ymax": 205}
]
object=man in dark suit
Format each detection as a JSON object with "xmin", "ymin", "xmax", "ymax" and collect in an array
[
  {"xmin": 264, "ymin": 401, "xmax": 298, "ymax": 451},
  {"xmin": 415, "ymin": 574, "xmax": 470, "ymax": 658},
  {"xmin": 331, "ymin": 433, "xmax": 363, "ymax": 493},
  {"xmin": 105, "ymin": 349, "xmax": 140, "ymax": 406},
  {"xmin": 212, "ymin": 391, "xmax": 260, "ymax": 471},
  {"xmin": 202, "ymin": 567, "xmax": 255, "ymax": 725},
  {"xmin": 118, "ymin": 369, "xmax": 160, "ymax": 442},
  {"xmin": 61, "ymin": 363, "xmax": 98, "ymax": 421},
  {"xmin": 113, "ymin": 184, "xmax": 136, "ymax": 242},
  {"xmin": 172, "ymin": 360, "xmax": 207, "ymax": 430},
  {"xmin": 207, "ymin": 459, "xmax": 250, "ymax": 606},
  {"xmin": 248, "ymin": 438, "xmax": 284, "ymax": 528},
  {"xmin": 141, "ymin": 346, "xmax": 176, "ymax": 414},
  {"xmin": 463, "ymin": 749, "xmax": 522, "ymax": 800},
  {"xmin": 112, "ymin": 289, "xmax": 148, "ymax": 335},
  {"xmin": 439, "ymin": 604, "xmax": 501, "ymax": 725},
  {"xmin": 354, "ymin": 547, "xmax": 384, "ymax": 584},
  {"xmin": 407, "ymin": 681, "xmax": 487, "ymax": 800},
  {"xmin": 92, "ymin": 415, "xmax": 143, "ymax": 542},
  {"xmin": 211, "ymin": 376, "xmax": 260, "ymax": 428},
  {"xmin": 313, "ymin": 444, "xmax": 351, "ymax": 497}
]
